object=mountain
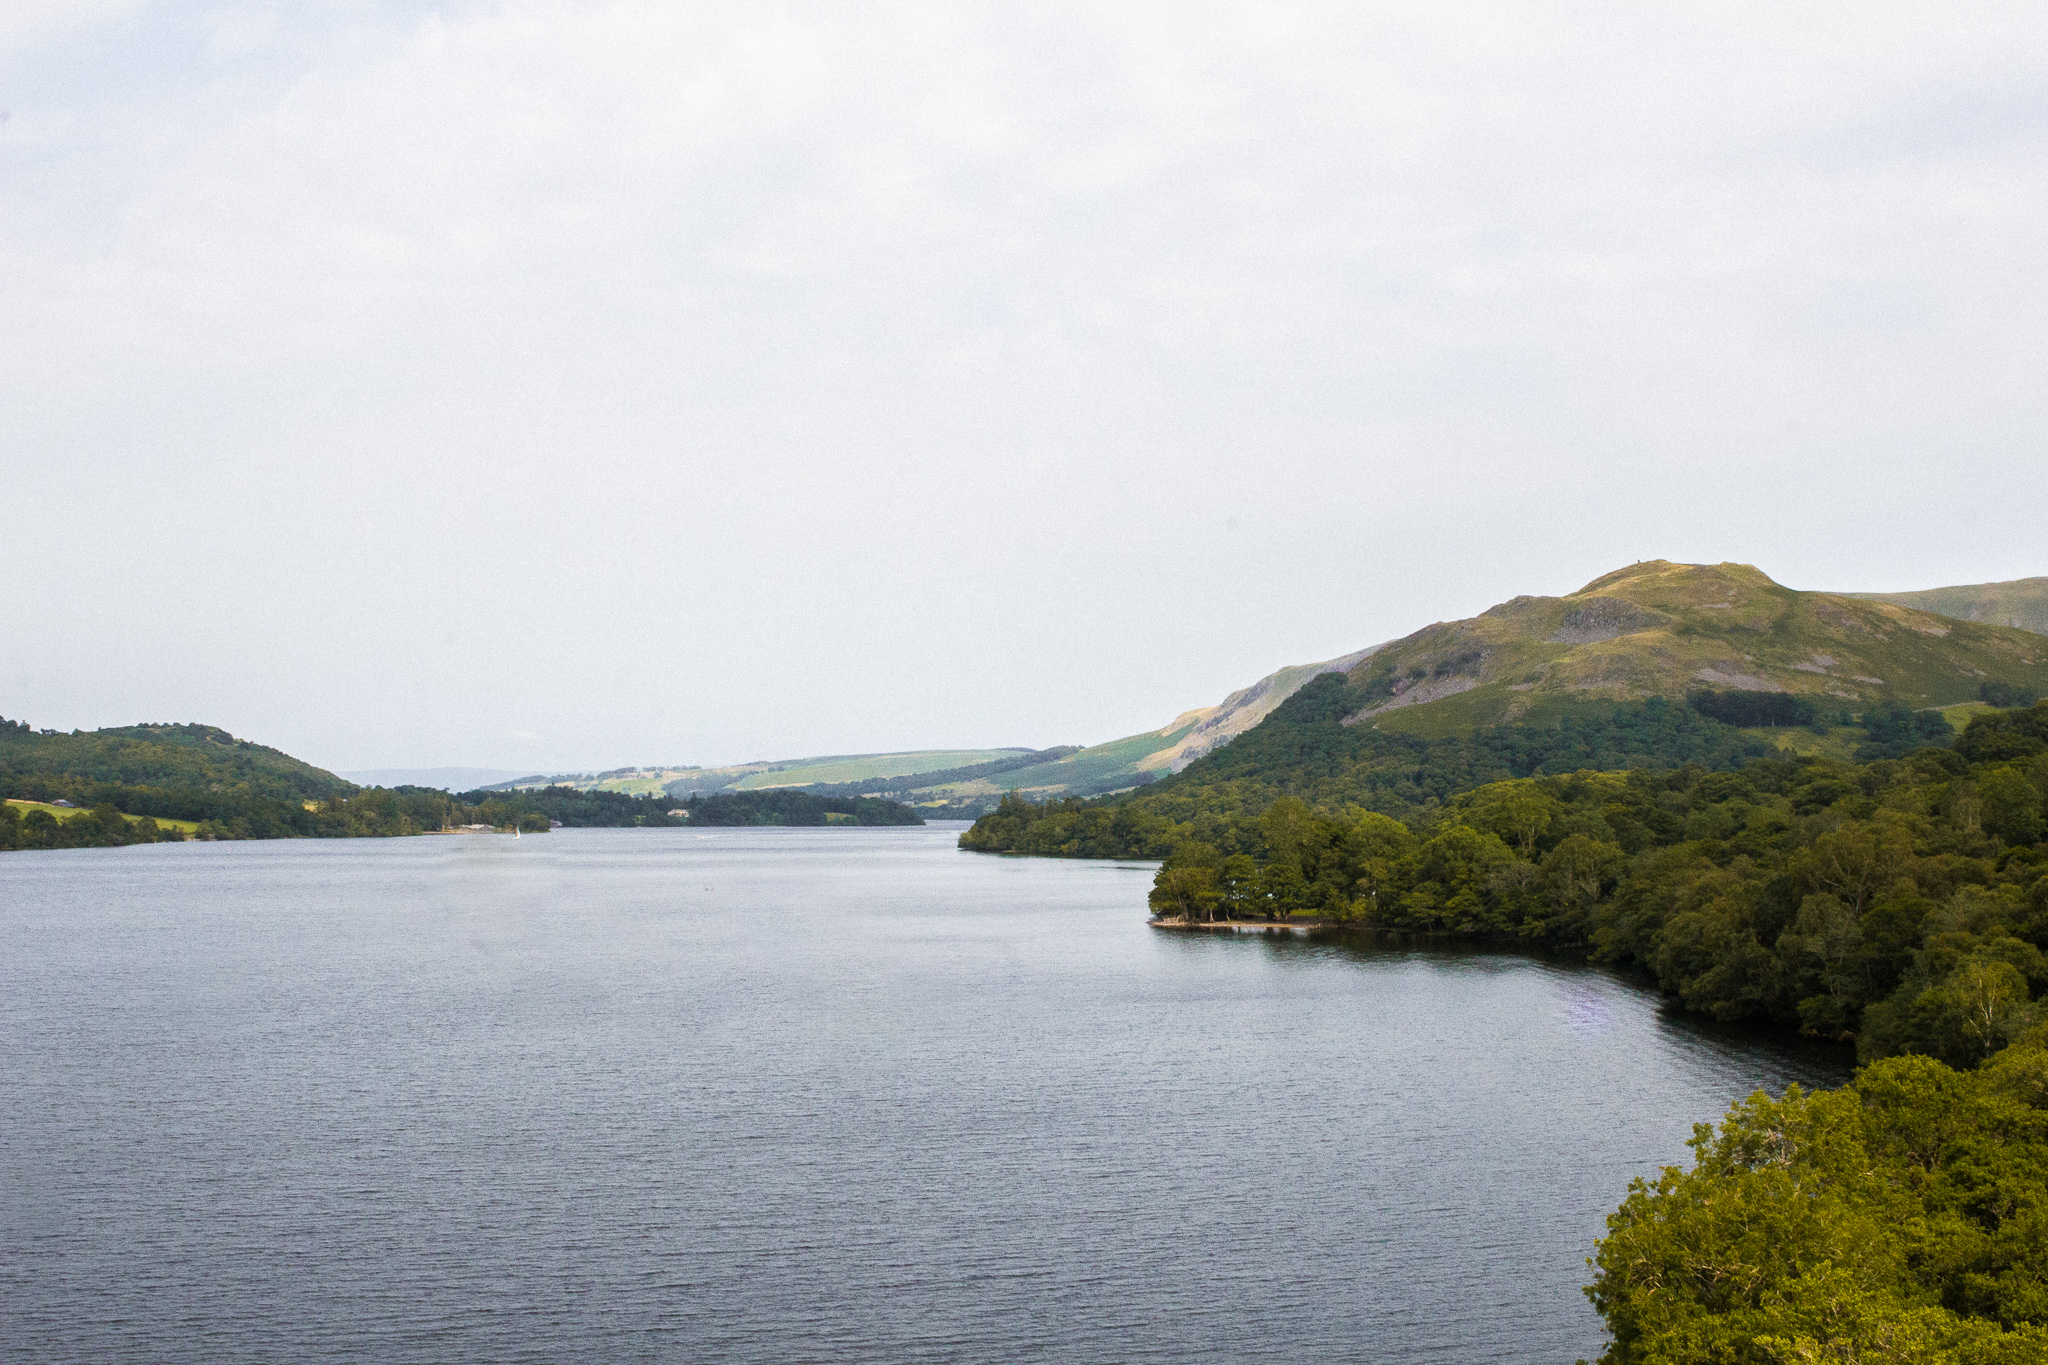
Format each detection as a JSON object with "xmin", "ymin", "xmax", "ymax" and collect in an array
[
  {"xmin": 1134, "ymin": 646, "xmax": 1386, "ymax": 772},
  {"xmin": 1845, "ymin": 576, "xmax": 2048, "ymax": 636},
  {"xmin": 964, "ymin": 564, "xmax": 2045, "ymax": 810},
  {"xmin": 819, "ymin": 565, "xmax": 2044, "ymax": 814},
  {"xmin": 1337, "ymin": 560, "xmax": 2047, "ymax": 737},
  {"xmin": 961, "ymin": 560, "xmax": 2048, "ymax": 857}
]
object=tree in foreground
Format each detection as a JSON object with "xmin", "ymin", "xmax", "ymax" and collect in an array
[{"xmin": 1586, "ymin": 1031, "xmax": 2048, "ymax": 1363}]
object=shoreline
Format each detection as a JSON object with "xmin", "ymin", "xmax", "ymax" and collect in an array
[{"xmin": 1149, "ymin": 917, "xmax": 1323, "ymax": 934}]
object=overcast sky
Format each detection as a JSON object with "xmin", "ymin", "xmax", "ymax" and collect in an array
[{"xmin": 4, "ymin": 2, "xmax": 2045, "ymax": 773}]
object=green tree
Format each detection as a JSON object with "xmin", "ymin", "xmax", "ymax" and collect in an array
[
  {"xmin": 1979, "ymin": 766, "xmax": 2045, "ymax": 846},
  {"xmin": 1588, "ymin": 1046, "xmax": 2048, "ymax": 1363},
  {"xmin": 1217, "ymin": 854, "xmax": 1259, "ymax": 920}
]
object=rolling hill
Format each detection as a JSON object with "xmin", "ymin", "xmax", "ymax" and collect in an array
[
  {"xmin": 483, "ymin": 749, "xmax": 1037, "ymax": 799},
  {"xmin": 1, "ymin": 719, "xmax": 355, "ymax": 803},
  {"xmin": 836, "ymin": 646, "xmax": 1388, "ymax": 814},
  {"xmin": 1846, "ymin": 575, "xmax": 2048, "ymax": 636},
  {"xmin": 484, "ymin": 652, "xmax": 1395, "ymax": 817}
]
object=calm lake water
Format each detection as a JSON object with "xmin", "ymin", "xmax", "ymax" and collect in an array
[{"xmin": 1, "ymin": 824, "xmax": 1850, "ymax": 1363}]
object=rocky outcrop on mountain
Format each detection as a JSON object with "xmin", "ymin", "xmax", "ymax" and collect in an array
[{"xmin": 1141, "ymin": 645, "xmax": 1384, "ymax": 772}]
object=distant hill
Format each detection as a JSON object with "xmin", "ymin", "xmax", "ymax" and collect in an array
[
  {"xmin": 376, "ymin": 564, "xmax": 2048, "ymax": 821},
  {"xmin": 2, "ymin": 720, "xmax": 355, "ymax": 803},
  {"xmin": 1845, "ymin": 575, "xmax": 2048, "ymax": 636},
  {"xmin": 445, "ymin": 650, "xmax": 1388, "ymax": 817},
  {"xmin": 0, "ymin": 717, "xmax": 931, "ymax": 850},
  {"xmin": 483, "ymin": 749, "xmax": 1034, "ymax": 797},
  {"xmin": 1106, "ymin": 645, "xmax": 1387, "ymax": 776},
  {"xmin": 340, "ymin": 766, "xmax": 541, "ymax": 791},
  {"xmin": 854, "ymin": 647, "xmax": 1387, "ymax": 815}
]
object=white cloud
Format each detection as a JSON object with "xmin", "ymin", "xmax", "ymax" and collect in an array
[
  {"xmin": 0, "ymin": 0, "xmax": 143, "ymax": 56},
  {"xmin": 3, "ymin": 1, "xmax": 2046, "ymax": 767}
]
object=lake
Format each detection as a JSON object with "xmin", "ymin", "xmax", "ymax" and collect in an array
[{"xmin": 1, "ymin": 824, "xmax": 1850, "ymax": 1363}]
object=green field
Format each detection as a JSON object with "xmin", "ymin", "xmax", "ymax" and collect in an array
[
  {"xmin": 1939, "ymin": 700, "xmax": 1998, "ymax": 732},
  {"xmin": 4, "ymin": 799, "xmax": 202, "ymax": 833},
  {"xmin": 584, "ymin": 775, "xmax": 676, "ymax": 796}
]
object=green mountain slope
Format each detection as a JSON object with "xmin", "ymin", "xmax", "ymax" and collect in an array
[
  {"xmin": 1342, "ymin": 560, "xmax": 2047, "ymax": 738},
  {"xmin": 1845, "ymin": 575, "xmax": 2048, "ymax": 636}
]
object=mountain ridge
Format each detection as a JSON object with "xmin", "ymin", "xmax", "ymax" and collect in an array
[
  {"xmin": 1844, "ymin": 575, "xmax": 2048, "ymax": 635},
  {"xmin": 1333, "ymin": 560, "xmax": 2047, "ymax": 737}
]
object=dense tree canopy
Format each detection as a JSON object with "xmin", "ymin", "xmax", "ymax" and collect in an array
[
  {"xmin": 1588, "ymin": 1033, "xmax": 2048, "ymax": 1362},
  {"xmin": 966, "ymin": 697, "xmax": 2048, "ymax": 1068},
  {"xmin": 1149, "ymin": 714, "xmax": 2047, "ymax": 1066}
]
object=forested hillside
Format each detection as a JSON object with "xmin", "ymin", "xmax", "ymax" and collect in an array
[
  {"xmin": 960, "ymin": 678, "xmax": 1777, "ymax": 857},
  {"xmin": 1150, "ymin": 705, "xmax": 2045, "ymax": 1061},
  {"xmin": 0, "ymin": 718, "xmax": 352, "ymax": 805}
]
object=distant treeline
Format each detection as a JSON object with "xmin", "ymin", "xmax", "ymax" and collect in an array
[
  {"xmin": 475, "ymin": 785, "xmax": 684, "ymax": 827},
  {"xmin": 1684, "ymin": 687, "xmax": 1961, "ymax": 761},
  {"xmin": 0, "ymin": 719, "xmax": 922, "ymax": 852},
  {"xmin": 677, "ymin": 789, "xmax": 924, "ymax": 826},
  {"xmin": 1983, "ymin": 679, "xmax": 2042, "ymax": 709}
]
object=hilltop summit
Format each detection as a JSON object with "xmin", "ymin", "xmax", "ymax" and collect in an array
[{"xmin": 1338, "ymin": 559, "xmax": 2048, "ymax": 733}]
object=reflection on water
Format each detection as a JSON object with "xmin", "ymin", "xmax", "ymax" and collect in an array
[{"xmin": 1, "ymin": 827, "xmax": 1851, "ymax": 1364}]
